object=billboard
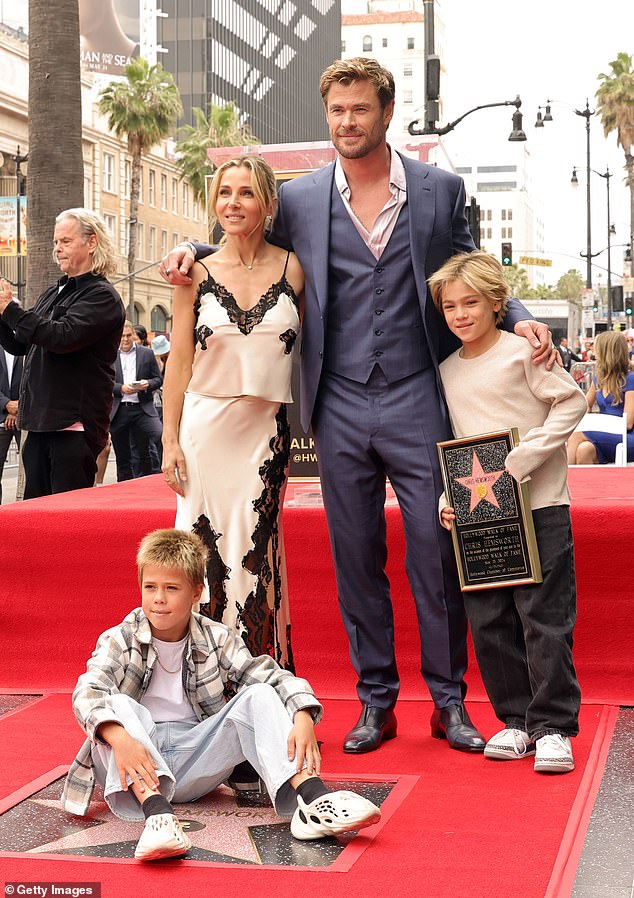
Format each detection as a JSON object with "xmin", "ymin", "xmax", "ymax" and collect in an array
[
  {"xmin": 79, "ymin": 0, "xmax": 140, "ymax": 75},
  {"xmin": 0, "ymin": 197, "xmax": 27, "ymax": 256}
]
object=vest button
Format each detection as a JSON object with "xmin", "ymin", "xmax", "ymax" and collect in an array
[
  {"xmin": 375, "ymin": 309, "xmax": 384, "ymax": 315},
  {"xmin": 375, "ymin": 329, "xmax": 383, "ymax": 336},
  {"xmin": 376, "ymin": 266, "xmax": 384, "ymax": 273},
  {"xmin": 375, "ymin": 288, "xmax": 384, "ymax": 295}
]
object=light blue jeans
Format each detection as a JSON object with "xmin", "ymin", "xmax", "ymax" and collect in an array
[{"xmin": 92, "ymin": 683, "xmax": 301, "ymax": 821}]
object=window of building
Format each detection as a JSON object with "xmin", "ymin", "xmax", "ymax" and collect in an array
[
  {"xmin": 487, "ymin": 209, "xmax": 492, "ymax": 220},
  {"xmin": 363, "ymin": 35, "xmax": 372, "ymax": 52},
  {"xmin": 193, "ymin": 199, "xmax": 199, "ymax": 221},
  {"xmin": 507, "ymin": 227, "xmax": 513, "ymax": 238},
  {"xmin": 137, "ymin": 222, "xmax": 145, "ymax": 259},
  {"xmin": 341, "ymin": 40, "xmax": 346, "ymax": 54},
  {"xmin": 502, "ymin": 227, "xmax": 507, "ymax": 239},
  {"xmin": 487, "ymin": 228, "xmax": 492, "ymax": 239},
  {"xmin": 103, "ymin": 153, "xmax": 115, "ymax": 193},
  {"xmin": 149, "ymin": 170, "xmax": 156, "ymax": 207},
  {"xmin": 149, "ymin": 226, "xmax": 156, "ymax": 260},
  {"xmin": 124, "ymin": 160, "xmax": 131, "ymax": 199},
  {"xmin": 407, "ymin": 36, "xmax": 414, "ymax": 50},
  {"xmin": 161, "ymin": 174, "xmax": 167, "ymax": 210},
  {"xmin": 501, "ymin": 209, "xmax": 506, "ymax": 221},
  {"xmin": 123, "ymin": 220, "xmax": 130, "ymax": 256},
  {"xmin": 182, "ymin": 183, "xmax": 189, "ymax": 217},
  {"xmin": 507, "ymin": 209, "xmax": 513, "ymax": 221},
  {"xmin": 151, "ymin": 305, "xmax": 168, "ymax": 333},
  {"xmin": 172, "ymin": 232, "xmax": 179, "ymax": 248},
  {"xmin": 103, "ymin": 213, "xmax": 116, "ymax": 240},
  {"xmin": 172, "ymin": 179, "xmax": 178, "ymax": 214},
  {"xmin": 403, "ymin": 91, "xmax": 413, "ymax": 105},
  {"xmin": 382, "ymin": 38, "xmax": 388, "ymax": 48},
  {"xmin": 404, "ymin": 64, "xmax": 413, "ymax": 77},
  {"xmin": 479, "ymin": 209, "xmax": 485, "ymax": 221},
  {"xmin": 161, "ymin": 229, "xmax": 168, "ymax": 258}
]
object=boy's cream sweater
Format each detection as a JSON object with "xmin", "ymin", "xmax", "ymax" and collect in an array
[{"xmin": 439, "ymin": 330, "xmax": 587, "ymax": 510}]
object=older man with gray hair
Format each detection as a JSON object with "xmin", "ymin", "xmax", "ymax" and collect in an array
[{"xmin": 0, "ymin": 208, "xmax": 125, "ymax": 498}]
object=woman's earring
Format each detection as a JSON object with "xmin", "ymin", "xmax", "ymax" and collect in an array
[{"xmin": 265, "ymin": 214, "xmax": 272, "ymax": 229}]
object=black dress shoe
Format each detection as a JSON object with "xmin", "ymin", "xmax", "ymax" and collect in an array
[
  {"xmin": 430, "ymin": 703, "xmax": 485, "ymax": 753},
  {"xmin": 343, "ymin": 706, "xmax": 397, "ymax": 754}
]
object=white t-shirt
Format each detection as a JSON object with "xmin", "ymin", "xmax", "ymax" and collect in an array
[{"xmin": 141, "ymin": 635, "xmax": 197, "ymax": 723}]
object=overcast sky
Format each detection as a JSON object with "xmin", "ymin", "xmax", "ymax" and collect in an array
[{"xmin": 343, "ymin": 0, "xmax": 634, "ymax": 284}]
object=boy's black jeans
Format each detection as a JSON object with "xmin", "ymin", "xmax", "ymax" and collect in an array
[{"xmin": 463, "ymin": 505, "xmax": 581, "ymax": 741}]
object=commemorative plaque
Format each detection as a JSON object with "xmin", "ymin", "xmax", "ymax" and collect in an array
[{"xmin": 437, "ymin": 429, "xmax": 542, "ymax": 591}]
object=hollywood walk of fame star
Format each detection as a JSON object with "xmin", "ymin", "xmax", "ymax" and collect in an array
[{"xmin": 455, "ymin": 450, "xmax": 505, "ymax": 513}]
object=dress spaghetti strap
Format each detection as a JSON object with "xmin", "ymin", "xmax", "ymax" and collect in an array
[
  {"xmin": 197, "ymin": 259, "xmax": 211, "ymax": 277},
  {"xmin": 282, "ymin": 251, "xmax": 291, "ymax": 278}
]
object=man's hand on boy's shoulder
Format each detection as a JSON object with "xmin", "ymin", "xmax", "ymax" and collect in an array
[
  {"xmin": 514, "ymin": 319, "xmax": 562, "ymax": 369},
  {"xmin": 288, "ymin": 709, "xmax": 321, "ymax": 775}
]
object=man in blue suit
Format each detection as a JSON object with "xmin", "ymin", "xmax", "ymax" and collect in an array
[
  {"xmin": 0, "ymin": 346, "xmax": 22, "ymax": 503},
  {"xmin": 160, "ymin": 58, "xmax": 554, "ymax": 754},
  {"xmin": 110, "ymin": 321, "xmax": 163, "ymax": 481}
]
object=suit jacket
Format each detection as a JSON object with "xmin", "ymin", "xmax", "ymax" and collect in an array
[
  {"xmin": 110, "ymin": 345, "xmax": 163, "ymax": 421},
  {"xmin": 0, "ymin": 348, "xmax": 23, "ymax": 426},
  {"xmin": 195, "ymin": 153, "xmax": 531, "ymax": 431}
]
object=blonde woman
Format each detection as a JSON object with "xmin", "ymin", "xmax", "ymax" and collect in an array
[
  {"xmin": 567, "ymin": 330, "xmax": 634, "ymax": 464},
  {"xmin": 162, "ymin": 156, "xmax": 304, "ymax": 672}
]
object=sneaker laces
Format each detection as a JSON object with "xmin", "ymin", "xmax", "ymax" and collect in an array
[{"xmin": 508, "ymin": 728, "xmax": 532, "ymax": 755}]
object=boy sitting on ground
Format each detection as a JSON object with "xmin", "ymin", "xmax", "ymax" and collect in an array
[
  {"xmin": 62, "ymin": 528, "xmax": 380, "ymax": 860},
  {"xmin": 428, "ymin": 251, "xmax": 586, "ymax": 774}
]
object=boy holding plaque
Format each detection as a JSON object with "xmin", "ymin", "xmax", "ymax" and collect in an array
[{"xmin": 428, "ymin": 251, "xmax": 586, "ymax": 774}]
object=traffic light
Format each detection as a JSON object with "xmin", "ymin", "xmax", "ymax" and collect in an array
[
  {"xmin": 611, "ymin": 285, "xmax": 624, "ymax": 312},
  {"xmin": 626, "ymin": 299, "xmax": 633, "ymax": 316},
  {"xmin": 501, "ymin": 242, "xmax": 513, "ymax": 266}
]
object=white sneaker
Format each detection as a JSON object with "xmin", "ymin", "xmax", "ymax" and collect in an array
[
  {"xmin": 484, "ymin": 727, "xmax": 535, "ymax": 760},
  {"xmin": 534, "ymin": 734, "xmax": 574, "ymax": 773},
  {"xmin": 134, "ymin": 813, "xmax": 192, "ymax": 861},
  {"xmin": 290, "ymin": 790, "xmax": 381, "ymax": 841}
]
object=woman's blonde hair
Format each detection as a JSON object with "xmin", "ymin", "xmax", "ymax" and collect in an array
[
  {"xmin": 137, "ymin": 528, "xmax": 207, "ymax": 587},
  {"xmin": 207, "ymin": 155, "xmax": 277, "ymax": 240},
  {"xmin": 593, "ymin": 330, "xmax": 631, "ymax": 405},
  {"xmin": 55, "ymin": 208, "xmax": 117, "ymax": 277},
  {"xmin": 319, "ymin": 57, "xmax": 396, "ymax": 109},
  {"xmin": 428, "ymin": 251, "xmax": 510, "ymax": 325}
]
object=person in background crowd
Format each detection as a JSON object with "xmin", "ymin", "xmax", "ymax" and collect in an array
[
  {"xmin": 556, "ymin": 336, "xmax": 582, "ymax": 372},
  {"xmin": 0, "ymin": 346, "xmax": 23, "ymax": 503},
  {"xmin": 134, "ymin": 324, "xmax": 149, "ymax": 347},
  {"xmin": 567, "ymin": 330, "xmax": 634, "ymax": 464},
  {"xmin": 110, "ymin": 321, "xmax": 163, "ymax": 481},
  {"xmin": 0, "ymin": 208, "xmax": 125, "ymax": 498}
]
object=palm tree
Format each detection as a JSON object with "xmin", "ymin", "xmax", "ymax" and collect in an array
[
  {"xmin": 99, "ymin": 58, "xmax": 182, "ymax": 312},
  {"xmin": 175, "ymin": 101, "xmax": 258, "ymax": 206},
  {"xmin": 596, "ymin": 53, "xmax": 634, "ymax": 266},
  {"xmin": 27, "ymin": 0, "xmax": 84, "ymax": 305}
]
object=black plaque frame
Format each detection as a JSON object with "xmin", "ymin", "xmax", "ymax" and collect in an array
[{"xmin": 437, "ymin": 428, "xmax": 542, "ymax": 591}]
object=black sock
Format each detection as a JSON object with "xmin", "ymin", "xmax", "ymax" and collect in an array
[
  {"xmin": 141, "ymin": 793, "xmax": 174, "ymax": 819},
  {"xmin": 295, "ymin": 777, "xmax": 330, "ymax": 805}
]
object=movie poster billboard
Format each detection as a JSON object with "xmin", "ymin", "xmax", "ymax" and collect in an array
[
  {"xmin": 0, "ymin": 197, "xmax": 27, "ymax": 256},
  {"xmin": 79, "ymin": 0, "xmax": 140, "ymax": 76}
]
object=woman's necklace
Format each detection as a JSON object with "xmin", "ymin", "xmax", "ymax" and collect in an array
[{"xmin": 152, "ymin": 642, "xmax": 182, "ymax": 674}]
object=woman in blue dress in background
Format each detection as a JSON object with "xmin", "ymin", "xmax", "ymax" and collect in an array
[{"xmin": 567, "ymin": 330, "xmax": 634, "ymax": 464}]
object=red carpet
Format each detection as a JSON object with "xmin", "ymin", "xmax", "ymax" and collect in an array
[{"xmin": 0, "ymin": 467, "xmax": 630, "ymax": 896}]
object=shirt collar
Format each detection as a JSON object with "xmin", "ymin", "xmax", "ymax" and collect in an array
[
  {"xmin": 57, "ymin": 271, "xmax": 101, "ymax": 291},
  {"xmin": 335, "ymin": 147, "xmax": 406, "ymax": 198}
]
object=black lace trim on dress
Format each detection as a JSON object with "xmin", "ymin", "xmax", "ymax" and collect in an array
[
  {"xmin": 278, "ymin": 329, "xmax": 297, "ymax": 354},
  {"xmin": 195, "ymin": 324, "xmax": 213, "ymax": 350},
  {"xmin": 237, "ymin": 404, "xmax": 293, "ymax": 670},
  {"xmin": 192, "ymin": 514, "xmax": 231, "ymax": 622},
  {"xmin": 198, "ymin": 273, "xmax": 299, "ymax": 336}
]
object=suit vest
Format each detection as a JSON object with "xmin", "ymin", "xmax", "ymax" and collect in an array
[{"xmin": 322, "ymin": 183, "xmax": 432, "ymax": 384}]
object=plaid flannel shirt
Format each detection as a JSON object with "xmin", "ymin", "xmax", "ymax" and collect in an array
[{"xmin": 61, "ymin": 608, "xmax": 323, "ymax": 816}]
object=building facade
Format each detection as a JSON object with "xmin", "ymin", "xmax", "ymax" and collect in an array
[
  {"xmin": 0, "ymin": 22, "xmax": 203, "ymax": 332},
  {"xmin": 158, "ymin": 0, "xmax": 341, "ymax": 141}
]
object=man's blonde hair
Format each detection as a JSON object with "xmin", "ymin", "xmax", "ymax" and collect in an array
[
  {"xmin": 137, "ymin": 529, "xmax": 207, "ymax": 587},
  {"xmin": 428, "ymin": 251, "xmax": 510, "ymax": 325},
  {"xmin": 55, "ymin": 208, "xmax": 117, "ymax": 277},
  {"xmin": 319, "ymin": 57, "xmax": 396, "ymax": 109}
]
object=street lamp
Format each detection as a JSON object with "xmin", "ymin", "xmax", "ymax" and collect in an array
[
  {"xmin": 535, "ymin": 99, "xmax": 596, "ymax": 289},
  {"xmin": 409, "ymin": 95, "xmax": 527, "ymax": 141},
  {"xmin": 572, "ymin": 165, "xmax": 614, "ymax": 327},
  {"xmin": 0, "ymin": 146, "xmax": 28, "ymax": 304}
]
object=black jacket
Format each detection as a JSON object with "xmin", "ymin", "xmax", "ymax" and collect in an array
[
  {"xmin": 0, "ymin": 271, "xmax": 125, "ymax": 454},
  {"xmin": 111, "ymin": 345, "xmax": 163, "ymax": 421}
]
